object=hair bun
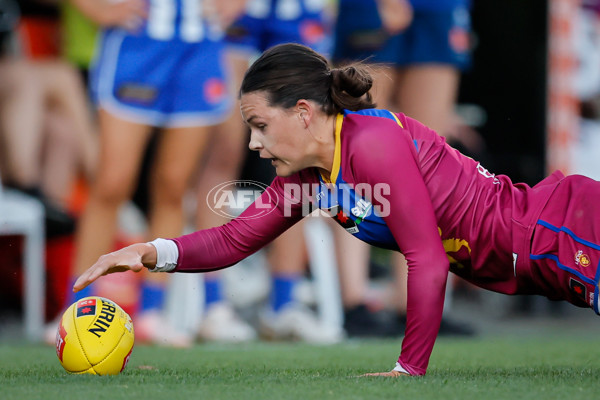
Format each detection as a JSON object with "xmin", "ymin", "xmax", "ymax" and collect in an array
[{"xmin": 331, "ymin": 66, "xmax": 373, "ymax": 98}]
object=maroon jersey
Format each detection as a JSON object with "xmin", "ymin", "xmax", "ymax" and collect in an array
[{"xmin": 170, "ymin": 110, "xmax": 600, "ymax": 375}]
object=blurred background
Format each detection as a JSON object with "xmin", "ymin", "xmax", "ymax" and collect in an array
[{"xmin": 1, "ymin": 0, "xmax": 599, "ymax": 344}]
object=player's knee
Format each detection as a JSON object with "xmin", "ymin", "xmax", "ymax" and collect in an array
[
  {"xmin": 151, "ymin": 170, "xmax": 188, "ymax": 204},
  {"xmin": 92, "ymin": 175, "xmax": 133, "ymax": 206}
]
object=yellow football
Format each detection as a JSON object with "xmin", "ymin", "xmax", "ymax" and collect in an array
[{"xmin": 55, "ymin": 296, "xmax": 134, "ymax": 375}]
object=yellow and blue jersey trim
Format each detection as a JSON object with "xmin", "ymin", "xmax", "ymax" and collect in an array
[
  {"xmin": 316, "ymin": 110, "xmax": 399, "ymax": 249},
  {"xmin": 343, "ymin": 108, "xmax": 404, "ymax": 128},
  {"xmin": 342, "ymin": 108, "xmax": 419, "ymax": 153}
]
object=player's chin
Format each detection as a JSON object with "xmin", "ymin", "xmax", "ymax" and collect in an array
[{"xmin": 272, "ymin": 163, "xmax": 296, "ymax": 177}]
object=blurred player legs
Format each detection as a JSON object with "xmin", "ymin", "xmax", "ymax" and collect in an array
[
  {"xmin": 191, "ymin": 0, "xmax": 344, "ymax": 344},
  {"xmin": 66, "ymin": 0, "xmax": 233, "ymax": 347},
  {"xmin": 333, "ymin": 0, "xmax": 476, "ymax": 336}
]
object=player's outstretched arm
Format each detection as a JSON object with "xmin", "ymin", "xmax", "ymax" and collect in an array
[{"xmin": 73, "ymin": 243, "xmax": 157, "ymax": 292}]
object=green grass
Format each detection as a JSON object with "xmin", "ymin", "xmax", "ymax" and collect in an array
[{"xmin": 1, "ymin": 336, "xmax": 599, "ymax": 400}]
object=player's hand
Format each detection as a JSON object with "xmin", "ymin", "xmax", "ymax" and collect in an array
[
  {"xmin": 360, "ymin": 370, "xmax": 409, "ymax": 377},
  {"xmin": 73, "ymin": 243, "xmax": 157, "ymax": 292}
]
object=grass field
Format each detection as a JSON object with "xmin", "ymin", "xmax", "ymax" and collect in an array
[{"xmin": 1, "ymin": 334, "xmax": 599, "ymax": 400}]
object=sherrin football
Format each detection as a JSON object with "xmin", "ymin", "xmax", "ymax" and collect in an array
[{"xmin": 55, "ymin": 296, "xmax": 134, "ymax": 375}]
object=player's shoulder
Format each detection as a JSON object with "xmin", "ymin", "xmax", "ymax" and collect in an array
[
  {"xmin": 341, "ymin": 108, "xmax": 410, "ymax": 147},
  {"xmin": 342, "ymin": 108, "xmax": 407, "ymax": 127}
]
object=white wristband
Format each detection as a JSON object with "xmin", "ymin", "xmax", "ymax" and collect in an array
[
  {"xmin": 393, "ymin": 362, "xmax": 410, "ymax": 375},
  {"xmin": 147, "ymin": 238, "xmax": 178, "ymax": 272}
]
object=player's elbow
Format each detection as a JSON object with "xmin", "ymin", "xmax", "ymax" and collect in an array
[{"xmin": 407, "ymin": 254, "xmax": 450, "ymax": 286}]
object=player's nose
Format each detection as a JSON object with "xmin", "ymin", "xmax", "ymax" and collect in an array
[{"xmin": 248, "ymin": 130, "xmax": 263, "ymax": 151}]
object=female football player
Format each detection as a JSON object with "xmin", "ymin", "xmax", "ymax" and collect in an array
[{"xmin": 74, "ymin": 43, "xmax": 600, "ymax": 376}]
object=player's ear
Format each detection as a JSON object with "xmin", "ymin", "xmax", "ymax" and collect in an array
[{"xmin": 296, "ymin": 100, "xmax": 311, "ymax": 127}]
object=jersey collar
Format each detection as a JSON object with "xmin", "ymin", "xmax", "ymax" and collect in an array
[{"xmin": 320, "ymin": 113, "xmax": 343, "ymax": 184}]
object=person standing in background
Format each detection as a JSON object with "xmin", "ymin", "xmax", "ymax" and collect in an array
[
  {"xmin": 333, "ymin": 0, "xmax": 476, "ymax": 335},
  {"xmin": 69, "ymin": 0, "xmax": 239, "ymax": 346},
  {"xmin": 194, "ymin": 0, "xmax": 343, "ymax": 343},
  {"xmin": 0, "ymin": 0, "xmax": 97, "ymax": 237}
]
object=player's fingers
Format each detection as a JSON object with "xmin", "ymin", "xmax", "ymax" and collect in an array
[
  {"xmin": 74, "ymin": 263, "xmax": 106, "ymax": 290},
  {"xmin": 72, "ymin": 271, "xmax": 94, "ymax": 292},
  {"xmin": 73, "ymin": 259, "xmax": 142, "ymax": 292},
  {"xmin": 72, "ymin": 258, "xmax": 112, "ymax": 292}
]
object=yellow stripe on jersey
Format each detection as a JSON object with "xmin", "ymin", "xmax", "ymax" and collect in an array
[
  {"xmin": 321, "ymin": 114, "xmax": 344, "ymax": 184},
  {"xmin": 390, "ymin": 111, "xmax": 404, "ymax": 128}
]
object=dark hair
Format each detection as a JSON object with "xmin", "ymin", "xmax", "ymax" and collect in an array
[{"xmin": 240, "ymin": 43, "xmax": 376, "ymax": 115}]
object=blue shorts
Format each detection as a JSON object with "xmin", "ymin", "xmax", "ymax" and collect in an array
[
  {"xmin": 90, "ymin": 29, "xmax": 232, "ymax": 128},
  {"xmin": 225, "ymin": 0, "xmax": 332, "ymax": 55},
  {"xmin": 333, "ymin": 0, "xmax": 471, "ymax": 70}
]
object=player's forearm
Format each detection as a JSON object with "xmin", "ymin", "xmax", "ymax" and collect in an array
[
  {"xmin": 398, "ymin": 257, "xmax": 449, "ymax": 375},
  {"xmin": 173, "ymin": 178, "xmax": 305, "ymax": 272},
  {"xmin": 151, "ymin": 174, "xmax": 310, "ymax": 273},
  {"xmin": 172, "ymin": 225, "xmax": 254, "ymax": 272}
]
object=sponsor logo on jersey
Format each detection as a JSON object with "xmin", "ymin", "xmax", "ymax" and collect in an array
[
  {"xmin": 569, "ymin": 278, "xmax": 587, "ymax": 301},
  {"xmin": 475, "ymin": 163, "xmax": 500, "ymax": 184},
  {"xmin": 439, "ymin": 227, "xmax": 472, "ymax": 270},
  {"xmin": 76, "ymin": 298, "xmax": 97, "ymax": 317},
  {"xmin": 326, "ymin": 205, "xmax": 359, "ymax": 234},
  {"xmin": 351, "ymin": 198, "xmax": 372, "ymax": 222},
  {"xmin": 575, "ymin": 250, "xmax": 591, "ymax": 267}
]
